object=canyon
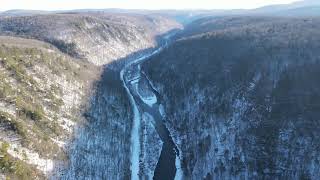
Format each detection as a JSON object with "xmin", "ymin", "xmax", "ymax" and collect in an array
[{"xmin": 1, "ymin": 1, "xmax": 320, "ymax": 179}]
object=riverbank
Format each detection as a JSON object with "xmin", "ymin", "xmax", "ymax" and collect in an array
[{"xmin": 120, "ymin": 32, "xmax": 183, "ymax": 179}]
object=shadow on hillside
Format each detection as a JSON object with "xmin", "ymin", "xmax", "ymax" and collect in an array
[{"xmin": 57, "ymin": 29, "xmax": 180, "ymax": 179}]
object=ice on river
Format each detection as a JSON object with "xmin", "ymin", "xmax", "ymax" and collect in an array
[{"xmin": 174, "ymin": 154, "xmax": 183, "ymax": 180}]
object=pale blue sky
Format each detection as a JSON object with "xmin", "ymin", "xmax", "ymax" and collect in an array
[{"xmin": 1, "ymin": 0, "xmax": 300, "ymax": 11}]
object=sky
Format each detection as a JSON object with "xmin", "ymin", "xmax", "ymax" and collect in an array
[{"xmin": 0, "ymin": 0, "xmax": 300, "ymax": 11}]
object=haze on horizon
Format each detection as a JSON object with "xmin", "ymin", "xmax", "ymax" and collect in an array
[{"xmin": 1, "ymin": 0, "xmax": 300, "ymax": 11}]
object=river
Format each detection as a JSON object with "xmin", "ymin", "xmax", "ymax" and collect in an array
[{"xmin": 120, "ymin": 35, "xmax": 183, "ymax": 180}]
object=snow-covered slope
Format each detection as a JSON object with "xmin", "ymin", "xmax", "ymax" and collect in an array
[
  {"xmin": 0, "ymin": 13, "xmax": 181, "ymax": 179},
  {"xmin": 0, "ymin": 13, "xmax": 182, "ymax": 66},
  {"xmin": 143, "ymin": 17, "xmax": 320, "ymax": 179},
  {"xmin": 0, "ymin": 36, "xmax": 97, "ymax": 179}
]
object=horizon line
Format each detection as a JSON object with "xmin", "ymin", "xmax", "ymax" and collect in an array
[{"xmin": 0, "ymin": 1, "xmax": 300, "ymax": 12}]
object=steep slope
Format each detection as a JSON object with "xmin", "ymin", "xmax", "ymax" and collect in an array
[
  {"xmin": 0, "ymin": 12, "xmax": 181, "ymax": 179},
  {"xmin": 61, "ymin": 63, "xmax": 133, "ymax": 179},
  {"xmin": 42, "ymin": 14, "xmax": 181, "ymax": 179},
  {"xmin": 143, "ymin": 17, "xmax": 320, "ymax": 179},
  {"xmin": 0, "ymin": 36, "xmax": 97, "ymax": 179},
  {"xmin": 0, "ymin": 13, "xmax": 181, "ymax": 65}
]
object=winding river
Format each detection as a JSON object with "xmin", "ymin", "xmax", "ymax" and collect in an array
[{"xmin": 120, "ymin": 35, "xmax": 183, "ymax": 180}]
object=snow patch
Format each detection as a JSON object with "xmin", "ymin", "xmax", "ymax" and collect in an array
[
  {"xmin": 174, "ymin": 154, "xmax": 183, "ymax": 180},
  {"xmin": 57, "ymin": 117, "xmax": 75, "ymax": 133},
  {"xmin": 139, "ymin": 92, "xmax": 157, "ymax": 107},
  {"xmin": 7, "ymin": 143, "xmax": 54, "ymax": 175},
  {"xmin": 159, "ymin": 104, "xmax": 165, "ymax": 117},
  {"xmin": 0, "ymin": 101, "xmax": 16, "ymax": 116},
  {"xmin": 51, "ymin": 138, "xmax": 67, "ymax": 149}
]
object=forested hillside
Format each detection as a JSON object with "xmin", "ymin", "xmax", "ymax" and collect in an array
[
  {"xmin": 0, "ymin": 12, "xmax": 181, "ymax": 178},
  {"xmin": 0, "ymin": 36, "xmax": 98, "ymax": 179},
  {"xmin": 143, "ymin": 17, "xmax": 320, "ymax": 179},
  {"xmin": 0, "ymin": 13, "xmax": 181, "ymax": 65}
]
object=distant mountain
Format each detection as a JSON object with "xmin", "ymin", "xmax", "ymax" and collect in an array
[
  {"xmin": 291, "ymin": 0, "xmax": 320, "ymax": 6},
  {"xmin": 273, "ymin": 6, "xmax": 320, "ymax": 16},
  {"xmin": 249, "ymin": 0, "xmax": 320, "ymax": 16},
  {"xmin": 1, "ymin": 0, "xmax": 319, "ymax": 24},
  {"xmin": 1, "ymin": 0, "xmax": 320, "ymax": 19},
  {"xmin": 0, "ymin": 9, "xmax": 53, "ymax": 16}
]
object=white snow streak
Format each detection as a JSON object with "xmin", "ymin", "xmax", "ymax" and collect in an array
[
  {"xmin": 120, "ymin": 69, "xmax": 141, "ymax": 180},
  {"xmin": 139, "ymin": 92, "xmax": 157, "ymax": 107},
  {"xmin": 174, "ymin": 154, "xmax": 183, "ymax": 180},
  {"xmin": 159, "ymin": 104, "xmax": 165, "ymax": 117}
]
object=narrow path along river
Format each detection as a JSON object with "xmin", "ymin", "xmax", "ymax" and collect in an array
[{"xmin": 120, "ymin": 36, "xmax": 183, "ymax": 180}]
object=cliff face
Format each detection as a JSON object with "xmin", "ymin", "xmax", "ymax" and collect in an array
[
  {"xmin": 0, "ymin": 13, "xmax": 182, "ymax": 65},
  {"xmin": 143, "ymin": 17, "xmax": 320, "ymax": 179}
]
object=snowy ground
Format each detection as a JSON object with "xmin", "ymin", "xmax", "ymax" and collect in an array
[
  {"xmin": 137, "ymin": 79, "xmax": 158, "ymax": 107},
  {"xmin": 120, "ymin": 68, "xmax": 141, "ymax": 180},
  {"xmin": 140, "ymin": 94, "xmax": 157, "ymax": 106},
  {"xmin": 7, "ymin": 143, "xmax": 54, "ymax": 175},
  {"xmin": 174, "ymin": 154, "xmax": 183, "ymax": 180}
]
